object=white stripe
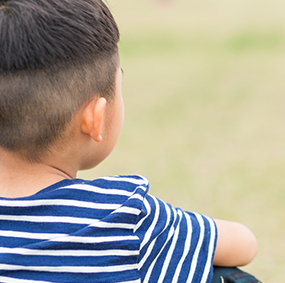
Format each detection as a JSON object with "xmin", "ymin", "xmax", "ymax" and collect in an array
[
  {"xmin": 111, "ymin": 206, "xmax": 141, "ymax": 215},
  {"xmin": 0, "ymin": 276, "xmax": 51, "ymax": 283},
  {"xmin": 60, "ymin": 184, "xmax": 133, "ymax": 196},
  {"xmin": 186, "ymin": 213, "xmax": 205, "ymax": 283},
  {"xmin": 51, "ymin": 235, "xmax": 138, "ymax": 244},
  {"xmin": 0, "ymin": 247, "xmax": 139, "ymax": 257},
  {"xmin": 200, "ymin": 216, "xmax": 217, "ymax": 283},
  {"xmin": 0, "ymin": 263, "xmax": 137, "ymax": 273},
  {"xmin": 0, "ymin": 231, "xmax": 137, "ymax": 243},
  {"xmin": 0, "ymin": 230, "xmax": 67, "ymax": 240},
  {"xmin": 90, "ymin": 221, "xmax": 135, "ymax": 229},
  {"xmin": 0, "ymin": 199, "xmax": 121, "ymax": 210},
  {"xmin": 172, "ymin": 212, "xmax": 193, "ymax": 283},
  {"xmin": 101, "ymin": 176, "xmax": 148, "ymax": 186},
  {"xmin": 157, "ymin": 209, "xmax": 183, "ymax": 283}
]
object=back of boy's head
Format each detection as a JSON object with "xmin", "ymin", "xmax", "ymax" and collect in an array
[{"xmin": 0, "ymin": 0, "xmax": 120, "ymax": 162}]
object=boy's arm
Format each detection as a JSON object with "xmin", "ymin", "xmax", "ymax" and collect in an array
[{"xmin": 213, "ymin": 219, "xmax": 258, "ymax": 267}]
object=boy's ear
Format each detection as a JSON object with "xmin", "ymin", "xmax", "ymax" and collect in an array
[{"xmin": 80, "ymin": 97, "xmax": 107, "ymax": 142}]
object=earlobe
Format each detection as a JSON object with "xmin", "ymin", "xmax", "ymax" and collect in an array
[{"xmin": 80, "ymin": 97, "xmax": 107, "ymax": 142}]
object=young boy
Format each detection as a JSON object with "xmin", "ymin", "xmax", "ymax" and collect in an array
[{"xmin": 0, "ymin": 0, "xmax": 258, "ymax": 282}]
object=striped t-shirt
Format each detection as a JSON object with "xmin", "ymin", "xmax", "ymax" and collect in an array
[{"xmin": 0, "ymin": 175, "xmax": 217, "ymax": 283}]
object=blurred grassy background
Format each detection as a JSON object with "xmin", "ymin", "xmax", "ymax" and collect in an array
[{"xmin": 78, "ymin": 0, "xmax": 285, "ymax": 281}]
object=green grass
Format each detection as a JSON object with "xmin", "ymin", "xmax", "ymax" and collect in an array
[{"xmin": 78, "ymin": 0, "xmax": 285, "ymax": 281}]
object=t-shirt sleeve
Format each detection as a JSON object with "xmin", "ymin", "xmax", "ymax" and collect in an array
[{"xmin": 134, "ymin": 193, "xmax": 217, "ymax": 283}]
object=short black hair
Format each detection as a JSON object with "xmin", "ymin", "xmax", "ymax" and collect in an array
[{"xmin": 0, "ymin": 0, "xmax": 120, "ymax": 162}]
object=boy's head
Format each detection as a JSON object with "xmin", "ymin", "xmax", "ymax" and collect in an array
[{"xmin": 0, "ymin": 0, "xmax": 120, "ymax": 162}]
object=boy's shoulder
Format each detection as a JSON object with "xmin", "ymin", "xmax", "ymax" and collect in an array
[{"xmin": 32, "ymin": 174, "xmax": 150, "ymax": 203}]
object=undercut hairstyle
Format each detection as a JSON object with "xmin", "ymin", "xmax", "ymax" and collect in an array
[{"xmin": 0, "ymin": 0, "xmax": 120, "ymax": 162}]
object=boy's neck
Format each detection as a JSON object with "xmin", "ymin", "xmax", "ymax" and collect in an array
[{"xmin": 0, "ymin": 150, "xmax": 75, "ymax": 198}]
